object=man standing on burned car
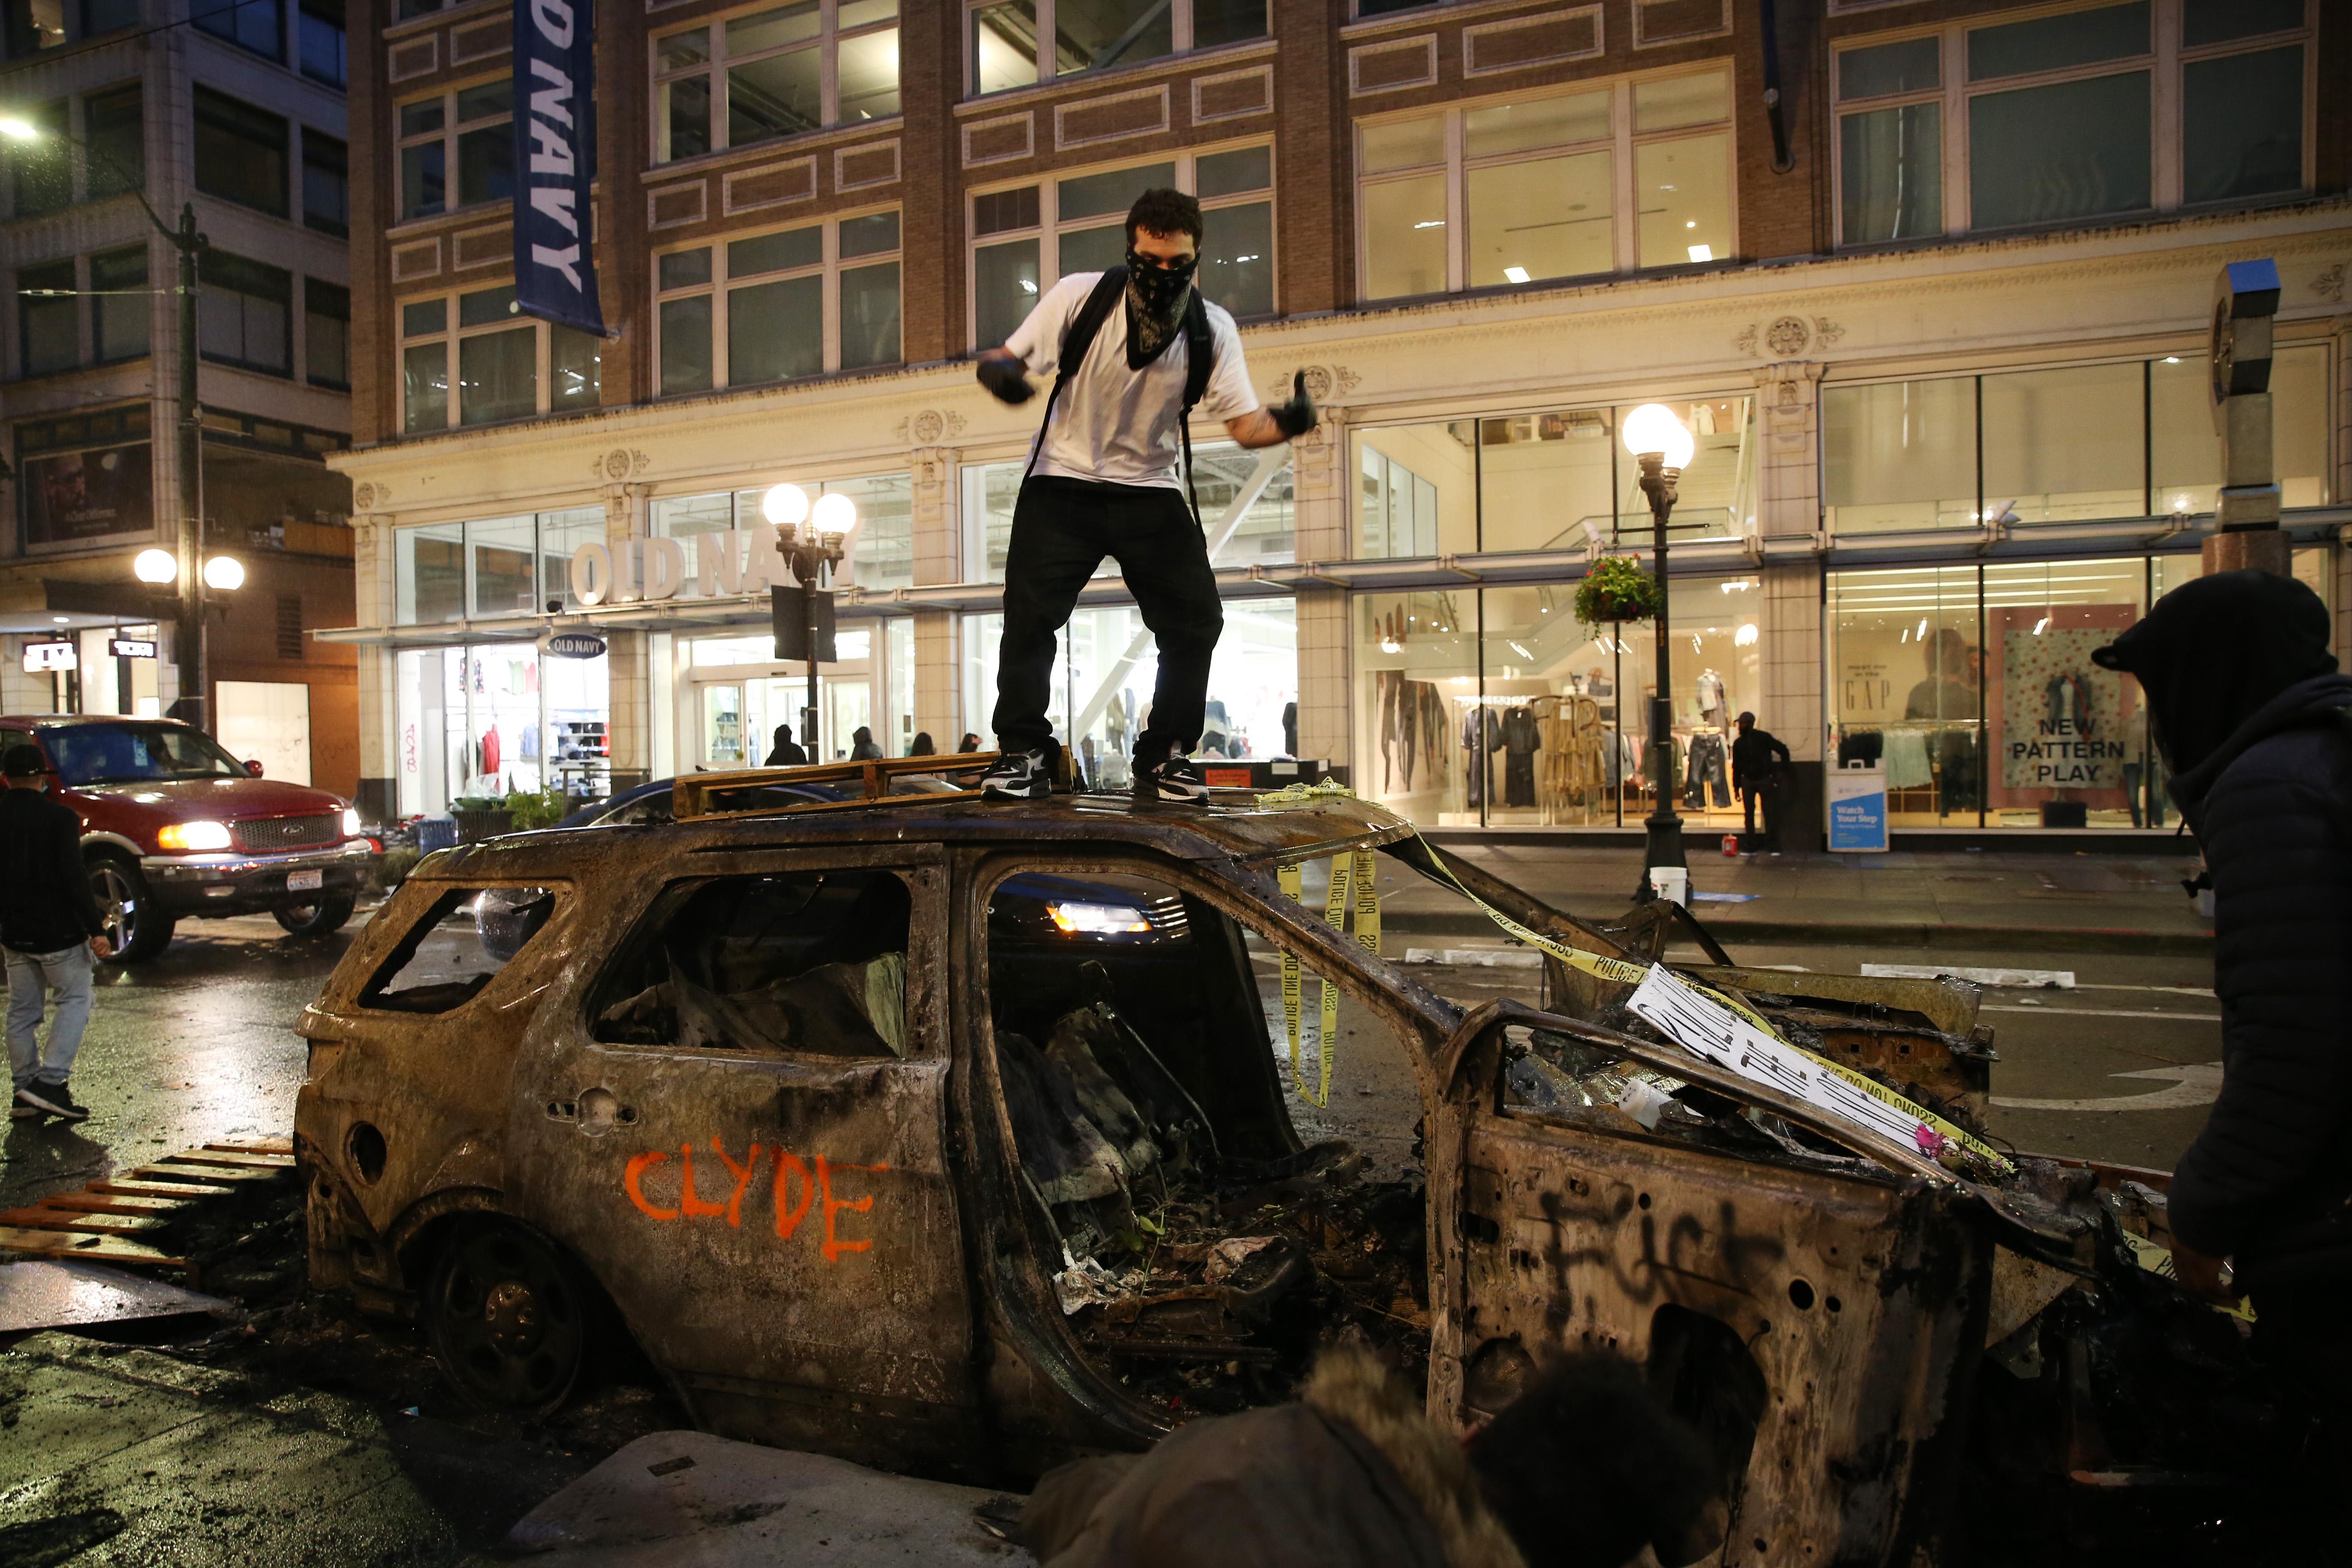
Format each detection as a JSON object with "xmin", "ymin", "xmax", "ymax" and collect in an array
[{"xmin": 972, "ymin": 187, "xmax": 1318, "ymax": 805}]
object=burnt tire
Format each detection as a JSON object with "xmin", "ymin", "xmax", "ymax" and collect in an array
[
  {"xmin": 88, "ymin": 854, "xmax": 173, "ymax": 963},
  {"xmin": 273, "ymin": 892, "xmax": 355, "ymax": 937},
  {"xmin": 422, "ymin": 1217, "xmax": 593, "ymax": 1418}
]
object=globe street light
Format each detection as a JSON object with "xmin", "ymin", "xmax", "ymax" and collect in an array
[
  {"xmin": 133, "ymin": 548, "xmax": 178, "ymax": 584},
  {"xmin": 1621, "ymin": 403, "xmax": 1694, "ymax": 902},
  {"xmin": 766, "ymin": 486, "xmax": 857, "ymax": 760},
  {"xmin": 201, "ymin": 555, "xmax": 245, "ymax": 592}
]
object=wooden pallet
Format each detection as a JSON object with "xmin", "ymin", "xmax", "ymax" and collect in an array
[{"xmin": 0, "ymin": 1137, "xmax": 293, "ymax": 1279}]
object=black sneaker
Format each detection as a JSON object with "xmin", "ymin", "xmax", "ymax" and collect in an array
[
  {"xmin": 1138, "ymin": 753, "xmax": 1210, "ymax": 805},
  {"xmin": 17, "ymin": 1082, "xmax": 87, "ymax": 1121},
  {"xmin": 980, "ymin": 748, "xmax": 1052, "ymax": 801},
  {"xmin": 11, "ymin": 1087, "xmax": 44, "ymax": 1119}
]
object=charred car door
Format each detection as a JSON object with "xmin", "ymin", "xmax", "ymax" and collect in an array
[
  {"xmin": 1429, "ymin": 1002, "xmax": 1989, "ymax": 1568},
  {"xmin": 507, "ymin": 849, "xmax": 973, "ymax": 1470}
]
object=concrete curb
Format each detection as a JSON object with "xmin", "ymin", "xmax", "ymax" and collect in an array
[{"xmin": 1382, "ymin": 910, "xmax": 2215, "ymax": 957}]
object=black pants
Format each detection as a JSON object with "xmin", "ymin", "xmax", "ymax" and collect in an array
[
  {"xmin": 1739, "ymin": 779, "xmax": 1782, "ymax": 845},
  {"xmin": 992, "ymin": 476, "xmax": 1223, "ymax": 764}
]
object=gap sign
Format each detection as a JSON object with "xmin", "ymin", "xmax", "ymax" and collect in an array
[{"xmin": 513, "ymin": 0, "xmax": 603, "ymax": 337}]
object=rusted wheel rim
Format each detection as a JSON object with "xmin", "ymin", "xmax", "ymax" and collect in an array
[{"xmin": 427, "ymin": 1222, "xmax": 586, "ymax": 1414}]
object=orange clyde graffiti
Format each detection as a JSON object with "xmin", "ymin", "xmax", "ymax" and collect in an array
[{"xmin": 624, "ymin": 1138, "xmax": 888, "ymax": 1263}]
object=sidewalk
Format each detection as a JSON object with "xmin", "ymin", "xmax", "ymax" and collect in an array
[{"xmin": 1385, "ymin": 842, "xmax": 2210, "ymax": 956}]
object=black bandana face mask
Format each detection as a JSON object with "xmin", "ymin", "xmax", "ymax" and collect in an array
[{"xmin": 1125, "ymin": 249, "xmax": 1198, "ymax": 320}]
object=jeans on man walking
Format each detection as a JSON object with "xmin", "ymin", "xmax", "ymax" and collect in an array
[
  {"xmin": 7, "ymin": 942, "xmax": 93, "ymax": 1088},
  {"xmin": 992, "ymin": 476, "xmax": 1223, "ymax": 767}
]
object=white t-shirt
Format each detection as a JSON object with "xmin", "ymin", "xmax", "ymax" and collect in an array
[{"xmin": 1003, "ymin": 271, "xmax": 1261, "ymax": 491}]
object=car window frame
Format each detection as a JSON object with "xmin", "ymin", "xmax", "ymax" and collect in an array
[
  {"xmin": 355, "ymin": 877, "xmax": 569, "ymax": 1015},
  {"xmin": 583, "ymin": 855, "xmax": 938, "ymax": 1064}
]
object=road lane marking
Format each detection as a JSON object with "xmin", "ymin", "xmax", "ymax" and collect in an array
[
  {"xmin": 1981, "ymin": 1005, "xmax": 2221, "ymax": 1022},
  {"xmin": 1993, "ymin": 1061, "xmax": 2222, "ymax": 1112},
  {"xmin": 1865, "ymin": 963, "xmax": 2074, "ymax": 988}
]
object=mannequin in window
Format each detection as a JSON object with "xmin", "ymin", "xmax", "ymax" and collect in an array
[
  {"xmin": 1694, "ymin": 669, "xmax": 1727, "ymax": 732},
  {"xmin": 1500, "ymin": 705, "xmax": 1541, "ymax": 808}
]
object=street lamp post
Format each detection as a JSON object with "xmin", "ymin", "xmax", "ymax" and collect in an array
[
  {"xmin": 1621, "ymin": 404, "xmax": 1696, "ymax": 903},
  {"xmin": 762, "ymin": 485, "xmax": 856, "ymax": 757},
  {"xmin": 0, "ymin": 116, "xmax": 212, "ymax": 726}
]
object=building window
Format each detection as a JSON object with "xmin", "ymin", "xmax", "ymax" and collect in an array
[
  {"xmin": 1833, "ymin": 0, "xmax": 2312, "ymax": 245},
  {"xmin": 1821, "ymin": 345, "xmax": 2336, "ymax": 534},
  {"xmin": 1356, "ymin": 68, "xmax": 1730, "ymax": 302},
  {"xmin": 298, "ymin": 0, "xmax": 345, "ymax": 87},
  {"xmin": 399, "ymin": 284, "xmax": 603, "ymax": 433},
  {"xmin": 651, "ymin": 0, "xmax": 900, "ymax": 165},
  {"xmin": 653, "ymin": 209, "xmax": 902, "ymax": 394},
  {"xmin": 84, "ymin": 83, "xmax": 142, "ymax": 198},
  {"xmin": 10, "ymin": 100, "xmax": 68, "ymax": 218},
  {"xmin": 194, "ymin": 0, "xmax": 283, "ymax": 60},
  {"xmin": 198, "ymin": 250, "xmax": 292, "ymax": 374},
  {"xmin": 81, "ymin": 0, "xmax": 140, "ymax": 34},
  {"xmin": 18, "ymin": 259, "xmax": 77, "ymax": 375},
  {"xmin": 194, "ymin": 88, "xmax": 289, "ymax": 219},
  {"xmin": 968, "ymin": 0, "xmax": 1264, "ymax": 96},
  {"xmin": 304, "ymin": 278, "xmax": 348, "ymax": 388},
  {"xmin": 969, "ymin": 146, "xmax": 1272, "ymax": 350},
  {"xmin": 4, "ymin": 0, "xmax": 64, "ymax": 53},
  {"xmin": 91, "ymin": 245, "xmax": 147, "ymax": 362},
  {"xmin": 397, "ymin": 78, "xmax": 512, "ymax": 221},
  {"xmin": 303, "ymin": 131, "xmax": 348, "ymax": 237}
]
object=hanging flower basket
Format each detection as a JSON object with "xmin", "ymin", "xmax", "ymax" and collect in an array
[{"xmin": 1575, "ymin": 556, "xmax": 1661, "ymax": 626}]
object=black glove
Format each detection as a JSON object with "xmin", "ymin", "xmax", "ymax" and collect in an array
[
  {"xmin": 1269, "ymin": 370, "xmax": 1318, "ymax": 438},
  {"xmin": 976, "ymin": 354, "xmax": 1034, "ymax": 406}
]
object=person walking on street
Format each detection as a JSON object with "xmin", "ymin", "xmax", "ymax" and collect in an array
[
  {"xmin": 972, "ymin": 186, "xmax": 1318, "ymax": 805},
  {"xmin": 1730, "ymin": 712, "xmax": 1791, "ymax": 849},
  {"xmin": 763, "ymin": 724, "xmax": 807, "ymax": 767},
  {"xmin": 849, "ymin": 726, "xmax": 883, "ymax": 761},
  {"xmin": 2091, "ymin": 568, "xmax": 2352, "ymax": 1509},
  {"xmin": 3, "ymin": 744, "xmax": 113, "ymax": 1121}
]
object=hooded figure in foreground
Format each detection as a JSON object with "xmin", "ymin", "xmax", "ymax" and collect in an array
[
  {"xmin": 1016, "ymin": 1345, "xmax": 1723, "ymax": 1568},
  {"xmin": 2092, "ymin": 568, "xmax": 2352, "ymax": 1470}
]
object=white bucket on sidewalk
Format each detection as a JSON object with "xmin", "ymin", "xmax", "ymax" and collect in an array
[{"xmin": 1648, "ymin": 866, "xmax": 1689, "ymax": 906}]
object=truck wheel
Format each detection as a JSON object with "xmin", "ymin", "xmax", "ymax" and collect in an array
[
  {"xmin": 88, "ymin": 855, "xmax": 174, "ymax": 963},
  {"xmin": 274, "ymin": 892, "xmax": 355, "ymax": 937},
  {"xmin": 423, "ymin": 1218, "xmax": 593, "ymax": 1418}
]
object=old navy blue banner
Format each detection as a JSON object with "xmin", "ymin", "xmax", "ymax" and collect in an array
[{"xmin": 512, "ymin": 0, "xmax": 604, "ymax": 336}]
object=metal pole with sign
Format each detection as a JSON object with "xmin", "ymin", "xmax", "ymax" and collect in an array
[{"xmin": 2202, "ymin": 258, "xmax": 2286, "ymax": 578}]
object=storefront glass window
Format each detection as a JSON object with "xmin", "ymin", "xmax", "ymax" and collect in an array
[
  {"xmin": 539, "ymin": 507, "xmax": 605, "ymax": 611},
  {"xmin": 836, "ymin": 473, "xmax": 912, "ymax": 591},
  {"xmin": 959, "ymin": 599, "xmax": 1295, "ymax": 780},
  {"xmin": 1828, "ymin": 565, "xmax": 1984, "ymax": 827},
  {"xmin": 1194, "ymin": 441, "xmax": 1294, "ymax": 567},
  {"xmin": 396, "ymin": 522, "xmax": 465, "ymax": 624},
  {"xmin": 1981, "ymin": 558, "xmax": 2148, "ymax": 827},
  {"xmin": 1981, "ymin": 363, "xmax": 2144, "ymax": 522},
  {"xmin": 1614, "ymin": 397, "xmax": 1752, "ymax": 543},
  {"xmin": 468, "ymin": 514, "xmax": 537, "ymax": 618},
  {"xmin": 1822, "ymin": 377, "xmax": 1979, "ymax": 534},
  {"xmin": 394, "ymin": 642, "xmax": 609, "ymax": 816},
  {"xmin": 1828, "ymin": 346, "xmax": 2334, "ymax": 535},
  {"xmin": 1604, "ymin": 575, "xmax": 1761, "ymax": 833},
  {"xmin": 1477, "ymin": 409, "xmax": 1615, "ymax": 554},
  {"xmin": 1354, "ymin": 424, "xmax": 1475, "ymax": 559},
  {"xmin": 887, "ymin": 617, "xmax": 916, "ymax": 754}
]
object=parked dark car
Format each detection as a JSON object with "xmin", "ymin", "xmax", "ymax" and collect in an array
[{"xmin": 0, "ymin": 715, "xmax": 370, "ymax": 961}]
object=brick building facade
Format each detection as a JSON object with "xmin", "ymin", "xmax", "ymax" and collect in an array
[{"xmin": 328, "ymin": 0, "xmax": 2351, "ymax": 841}]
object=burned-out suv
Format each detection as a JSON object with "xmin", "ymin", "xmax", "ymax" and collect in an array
[
  {"xmin": 1, "ymin": 715, "xmax": 370, "ymax": 961},
  {"xmin": 296, "ymin": 760, "xmax": 2281, "ymax": 1563}
]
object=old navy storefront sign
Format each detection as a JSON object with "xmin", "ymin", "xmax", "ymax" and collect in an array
[
  {"xmin": 513, "ymin": 0, "xmax": 603, "ymax": 336},
  {"xmin": 566, "ymin": 531, "xmax": 804, "ymax": 608},
  {"xmin": 545, "ymin": 632, "xmax": 606, "ymax": 659}
]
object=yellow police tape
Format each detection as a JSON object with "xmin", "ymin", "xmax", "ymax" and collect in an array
[
  {"xmin": 1253, "ymin": 779, "xmax": 2012, "ymax": 1177},
  {"xmin": 1276, "ymin": 845, "xmax": 1380, "ymax": 1107}
]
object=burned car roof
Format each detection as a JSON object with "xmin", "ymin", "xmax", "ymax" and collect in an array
[{"xmin": 420, "ymin": 787, "xmax": 1419, "ymax": 880}]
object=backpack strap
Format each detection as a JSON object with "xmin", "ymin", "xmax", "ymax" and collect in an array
[
  {"xmin": 1176, "ymin": 290, "xmax": 1214, "ymax": 529},
  {"xmin": 1019, "ymin": 267, "xmax": 1128, "ymax": 485}
]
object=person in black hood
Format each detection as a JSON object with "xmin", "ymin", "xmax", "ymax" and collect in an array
[{"xmin": 2092, "ymin": 567, "xmax": 2352, "ymax": 1480}]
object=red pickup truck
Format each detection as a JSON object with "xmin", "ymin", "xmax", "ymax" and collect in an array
[{"xmin": 0, "ymin": 715, "xmax": 371, "ymax": 962}]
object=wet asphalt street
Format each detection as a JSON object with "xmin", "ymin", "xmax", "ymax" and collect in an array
[{"xmin": 2, "ymin": 910, "xmax": 371, "ymax": 1213}]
